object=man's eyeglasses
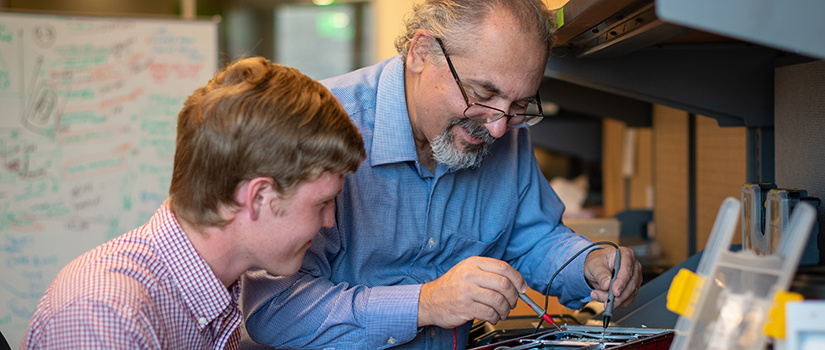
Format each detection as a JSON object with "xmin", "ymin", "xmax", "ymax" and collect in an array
[{"xmin": 435, "ymin": 38, "xmax": 543, "ymax": 128}]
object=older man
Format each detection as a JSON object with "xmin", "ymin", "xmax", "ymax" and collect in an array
[{"xmin": 241, "ymin": 1, "xmax": 643, "ymax": 349}]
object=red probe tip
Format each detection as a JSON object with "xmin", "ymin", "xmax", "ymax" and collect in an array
[{"xmin": 541, "ymin": 313, "xmax": 555, "ymax": 325}]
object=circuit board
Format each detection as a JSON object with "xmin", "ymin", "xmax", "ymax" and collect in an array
[{"xmin": 468, "ymin": 325, "xmax": 674, "ymax": 350}]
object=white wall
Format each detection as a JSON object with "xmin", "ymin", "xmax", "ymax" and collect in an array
[
  {"xmin": 373, "ymin": 0, "xmax": 416, "ymax": 61},
  {"xmin": 372, "ymin": 0, "xmax": 570, "ymax": 62}
]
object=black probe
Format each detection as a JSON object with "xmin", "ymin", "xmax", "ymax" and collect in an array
[{"xmin": 601, "ymin": 248, "xmax": 621, "ymax": 342}]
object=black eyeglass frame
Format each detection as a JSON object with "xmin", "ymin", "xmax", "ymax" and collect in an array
[{"xmin": 435, "ymin": 37, "xmax": 544, "ymax": 128}]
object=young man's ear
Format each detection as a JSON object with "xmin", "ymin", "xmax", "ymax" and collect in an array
[
  {"xmin": 406, "ymin": 28, "xmax": 434, "ymax": 74},
  {"xmin": 235, "ymin": 177, "xmax": 276, "ymax": 221}
]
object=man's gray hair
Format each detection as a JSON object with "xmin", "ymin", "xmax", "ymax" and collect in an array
[{"xmin": 394, "ymin": 0, "xmax": 557, "ymax": 62}]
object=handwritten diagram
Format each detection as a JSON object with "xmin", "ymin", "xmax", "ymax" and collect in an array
[{"xmin": 0, "ymin": 13, "xmax": 218, "ymax": 346}]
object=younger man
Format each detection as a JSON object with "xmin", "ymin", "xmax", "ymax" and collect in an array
[{"xmin": 19, "ymin": 57, "xmax": 366, "ymax": 349}]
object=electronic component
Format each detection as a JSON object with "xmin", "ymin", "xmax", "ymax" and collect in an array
[{"xmin": 467, "ymin": 325, "xmax": 673, "ymax": 350}]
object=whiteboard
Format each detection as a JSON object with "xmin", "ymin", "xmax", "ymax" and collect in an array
[{"xmin": 0, "ymin": 12, "xmax": 218, "ymax": 347}]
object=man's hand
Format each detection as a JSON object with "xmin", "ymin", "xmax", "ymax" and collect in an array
[
  {"xmin": 418, "ymin": 256, "xmax": 527, "ymax": 329},
  {"xmin": 584, "ymin": 246, "xmax": 642, "ymax": 308}
]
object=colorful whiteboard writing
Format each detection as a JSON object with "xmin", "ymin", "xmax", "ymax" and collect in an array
[{"xmin": 0, "ymin": 12, "xmax": 218, "ymax": 346}]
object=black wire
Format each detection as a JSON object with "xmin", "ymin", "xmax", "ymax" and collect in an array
[{"xmin": 533, "ymin": 241, "xmax": 620, "ymax": 334}]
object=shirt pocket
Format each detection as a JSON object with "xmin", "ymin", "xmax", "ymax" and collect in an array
[{"xmin": 437, "ymin": 228, "xmax": 507, "ymax": 276}]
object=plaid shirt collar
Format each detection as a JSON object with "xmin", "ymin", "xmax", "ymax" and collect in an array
[{"xmin": 151, "ymin": 201, "xmax": 240, "ymax": 329}]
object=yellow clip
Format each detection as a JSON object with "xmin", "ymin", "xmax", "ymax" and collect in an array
[
  {"xmin": 763, "ymin": 291, "xmax": 803, "ymax": 339},
  {"xmin": 666, "ymin": 269, "xmax": 703, "ymax": 318}
]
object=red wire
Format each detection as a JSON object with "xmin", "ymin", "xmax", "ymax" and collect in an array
[{"xmin": 453, "ymin": 328, "xmax": 457, "ymax": 350}]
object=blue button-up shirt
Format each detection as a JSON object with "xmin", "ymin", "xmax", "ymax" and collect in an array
[{"xmin": 240, "ymin": 56, "xmax": 594, "ymax": 350}]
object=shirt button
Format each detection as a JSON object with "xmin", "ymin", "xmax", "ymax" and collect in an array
[
  {"xmin": 387, "ymin": 337, "xmax": 396, "ymax": 345},
  {"xmin": 428, "ymin": 238, "xmax": 435, "ymax": 247},
  {"xmin": 198, "ymin": 317, "xmax": 208, "ymax": 325},
  {"xmin": 430, "ymin": 328, "xmax": 436, "ymax": 338}
]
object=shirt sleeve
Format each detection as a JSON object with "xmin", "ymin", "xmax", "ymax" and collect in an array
[
  {"xmin": 505, "ymin": 129, "xmax": 598, "ymax": 309},
  {"xmin": 239, "ymin": 239, "xmax": 420, "ymax": 349},
  {"xmin": 20, "ymin": 299, "xmax": 147, "ymax": 350}
]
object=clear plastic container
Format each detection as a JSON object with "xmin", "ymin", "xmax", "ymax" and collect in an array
[
  {"xmin": 741, "ymin": 183, "xmax": 776, "ymax": 254},
  {"xmin": 669, "ymin": 197, "xmax": 817, "ymax": 350}
]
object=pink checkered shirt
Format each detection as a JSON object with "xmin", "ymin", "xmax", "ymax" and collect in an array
[{"xmin": 20, "ymin": 202, "xmax": 242, "ymax": 350}]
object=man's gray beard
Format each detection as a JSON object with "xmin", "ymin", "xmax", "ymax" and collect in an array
[{"xmin": 430, "ymin": 119, "xmax": 496, "ymax": 169}]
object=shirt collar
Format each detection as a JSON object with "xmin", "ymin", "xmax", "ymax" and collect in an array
[
  {"xmin": 370, "ymin": 56, "xmax": 419, "ymax": 167},
  {"xmin": 152, "ymin": 201, "xmax": 237, "ymax": 327}
]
